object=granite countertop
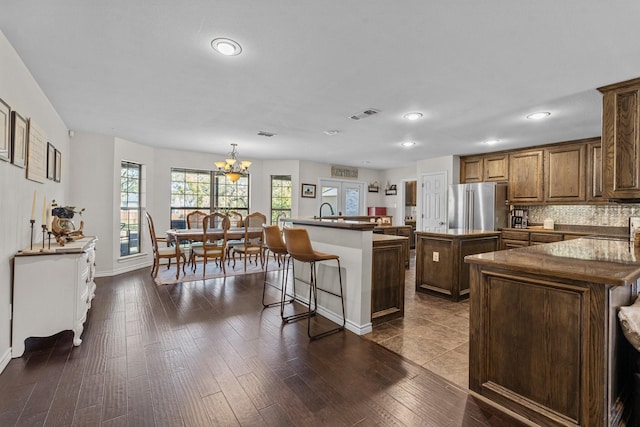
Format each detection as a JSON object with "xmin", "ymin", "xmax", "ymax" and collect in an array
[
  {"xmin": 285, "ymin": 217, "xmax": 376, "ymax": 231},
  {"xmin": 465, "ymin": 237, "xmax": 640, "ymax": 286},
  {"xmin": 416, "ymin": 229, "xmax": 501, "ymax": 237}
]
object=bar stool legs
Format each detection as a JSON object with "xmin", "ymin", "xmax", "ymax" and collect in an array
[
  {"xmin": 262, "ymin": 249, "xmax": 294, "ymax": 308},
  {"xmin": 282, "ymin": 227, "xmax": 346, "ymax": 340},
  {"xmin": 305, "ymin": 258, "xmax": 345, "ymax": 340}
]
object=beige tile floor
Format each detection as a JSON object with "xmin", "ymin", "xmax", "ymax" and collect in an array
[{"xmin": 364, "ymin": 251, "xmax": 470, "ymax": 390}]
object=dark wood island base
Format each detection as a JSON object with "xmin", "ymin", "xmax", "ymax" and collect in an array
[
  {"xmin": 415, "ymin": 230, "xmax": 500, "ymax": 301},
  {"xmin": 466, "ymin": 237, "xmax": 638, "ymax": 426}
]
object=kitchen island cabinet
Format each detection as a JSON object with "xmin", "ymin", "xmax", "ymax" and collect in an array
[
  {"xmin": 372, "ymin": 234, "xmax": 406, "ymax": 323},
  {"xmin": 466, "ymin": 238, "xmax": 637, "ymax": 426},
  {"xmin": 415, "ymin": 230, "xmax": 500, "ymax": 301},
  {"xmin": 373, "ymin": 225, "xmax": 411, "ymax": 268}
]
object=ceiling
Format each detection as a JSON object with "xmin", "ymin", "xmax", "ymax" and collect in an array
[{"xmin": 2, "ymin": 1, "xmax": 640, "ymax": 170}]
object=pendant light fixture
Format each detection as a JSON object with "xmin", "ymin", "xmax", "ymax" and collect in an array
[{"xmin": 214, "ymin": 143, "xmax": 251, "ymax": 182}]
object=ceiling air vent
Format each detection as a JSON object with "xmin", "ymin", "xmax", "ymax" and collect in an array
[
  {"xmin": 257, "ymin": 131, "xmax": 276, "ymax": 137},
  {"xmin": 349, "ymin": 109, "xmax": 380, "ymax": 120}
]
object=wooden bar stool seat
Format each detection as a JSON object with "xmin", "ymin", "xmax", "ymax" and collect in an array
[{"xmin": 283, "ymin": 228, "xmax": 345, "ymax": 340}]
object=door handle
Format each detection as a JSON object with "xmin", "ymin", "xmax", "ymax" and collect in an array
[{"xmin": 438, "ymin": 221, "xmax": 445, "ymax": 225}]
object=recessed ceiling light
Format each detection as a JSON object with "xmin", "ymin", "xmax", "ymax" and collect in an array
[
  {"xmin": 401, "ymin": 141, "xmax": 416, "ymax": 147},
  {"xmin": 211, "ymin": 38, "xmax": 242, "ymax": 56},
  {"xmin": 403, "ymin": 112, "xmax": 423, "ymax": 121},
  {"xmin": 362, "ymin": 160, "xmax": 371, "ymax": 165},
  {"xmin": 526, "ymin": 111, "xmax": 551, "ymax": 120},
  {"xmin": 484, "ymin": 139, "xmax": 500, "ymax": 145},
  {"xmin": 323, "ymin": 130, "xmax": 340, "ymax": 136}
]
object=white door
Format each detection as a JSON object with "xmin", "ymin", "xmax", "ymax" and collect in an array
[
  {"xmin": 319, "ymin": 179, "xmax": 365, "ymax": 216},
  {"xmin": 421, "ymin": 171, "xmax": 447, "ymax": 231}
]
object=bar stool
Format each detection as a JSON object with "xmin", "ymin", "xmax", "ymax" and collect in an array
[
  {"xmin": 283, "ymin": 228, "xmax": 345, "ymax": 340},
  {"xmin": 262, "ymin": 225, "xmax": 295, "ymax": 314}
]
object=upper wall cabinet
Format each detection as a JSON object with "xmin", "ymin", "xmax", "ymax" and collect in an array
[
  {"xmin": 586, "ymin": 138, "xmax": 604, "ymax": 202},
  {"xmin": 599, "ymin": 77, "xmax": 640, "ymax": 199},
  {"xmin": 544, "ymin": 142, "xmax": 586, "ymax": 202},
  {"xmin": 509, "ymin": 149, "xmax": 544, "ymax": 203},
  {"xmin": 483, "ymin": 153, "xmax": 509, "ymax": 182},
  {"xmin": 460, "ymin": 153, "xmax": 508, "ymax": 183},
  {"xmin": 461, "ymin": 156, "xmax": 484, "ymax": 182}
]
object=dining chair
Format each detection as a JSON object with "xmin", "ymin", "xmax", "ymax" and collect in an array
[
  {"xmin": 225, "ymin": 210, "xmax": 244, "ymax": 263},
  {"xmin": 145, "ymin": 211, "xmax": 186, "ymax": 280},
  {"xmin": 231, "ymin": 212, "xmax": 267, "ymax": 272},
  {"xmin": 190, "ymin": 212, "xmax": 229, "ymax": 277},
  {"xmin": 186, "ymin": 210, "xmax": 208, "ymax": 267}
]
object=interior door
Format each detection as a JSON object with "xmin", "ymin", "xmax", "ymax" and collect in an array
[
  {"xmin": 421, "ymin": 171, "xmax": 447, "ymax": 231},
  {"xmin": 319, "ymin": 179, "xmax": 365, "ymax": 216}
]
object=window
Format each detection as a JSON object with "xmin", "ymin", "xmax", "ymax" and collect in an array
[
  {"xmin": 120, "ymin": 161, "xmax": 142, "ymax": 256},
  {"xmin": 170, "ymin": 168, "xmax": 250, "ymax": 227},
  {"xmin": 170, "ymin": 168, "xmax": 211, "ymax": 229},
  {"xmin": 214, "ymin": 174, "xmax": 249, "ymax": 218},
  {"xmin": 270, "ymin": 175, "xmax": 292, "ymax": 223}
]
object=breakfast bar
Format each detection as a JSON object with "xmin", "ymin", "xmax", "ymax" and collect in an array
[
  {"xmin": 285, "ymin": 218, "xmax": 407, "ymax": 334},
  {"xmin": 466, "ymin": 237, "xmax": 639, "ymax": 426}
]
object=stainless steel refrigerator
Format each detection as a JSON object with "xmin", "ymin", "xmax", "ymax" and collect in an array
[{"xmin": 448, "ymin": 182, "xmax": 508, "ymax": 230}]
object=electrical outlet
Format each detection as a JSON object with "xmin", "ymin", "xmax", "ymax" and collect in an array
[{"xmin": 432, "ymin": 251, "xmax": 439, "ymax": 262}]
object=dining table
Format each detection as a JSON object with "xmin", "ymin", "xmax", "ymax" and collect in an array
[{"xmin": 165, "ymin": 227, "xmax": 263, "ymax": 277}]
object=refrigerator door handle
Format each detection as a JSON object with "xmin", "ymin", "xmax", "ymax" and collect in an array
[
  {"xmin": 468, "ymin": 190, "xmax": 475, "ymax": 230},
  {"xmin": 463, "ymin": 190, "xmax": 469, "ymax": 230}
]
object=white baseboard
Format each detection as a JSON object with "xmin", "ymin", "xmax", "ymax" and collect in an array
[
  {"xmin": 293, "ymin": 295, "xmax": 372, "ymax": 336},
  {"xmin": 0, "ymin": 347, "xmax": 11, "ymax": 374}
]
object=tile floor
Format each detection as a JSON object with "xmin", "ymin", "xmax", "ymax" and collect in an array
[{"xmin": 364, "ymin": 251, "xmax": 470, "ymax": 390}]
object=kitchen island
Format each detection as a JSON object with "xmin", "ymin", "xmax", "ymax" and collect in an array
[
  {"xmin": 285, "ymin": 218, "xmax": 406, "ymax": 334},
  {"xmin": 415, "ymin": 229, "xmax": 500, "ymax": 301},
  {"xmin": 466, "ymin": 237, "xmax": 638, "ymax": 426}
]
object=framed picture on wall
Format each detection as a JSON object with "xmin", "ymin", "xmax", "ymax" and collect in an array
[
  {"xmin": 0, "ymin": 97, "xmax": 10, "ymax": 162},
  {"xmin": 54, "ymin": 148, "xmax": 61, "ymax": 182},
  {"xmin": 301, "ymin": 183, "xmax": 316, "ymax": 198},
  {"xmin": 11, "ymin": 111, "xmax": 27, "ymax": 168},
  {"xmin": 47, "ymin": 142, "xmax": 55, "ymax": 179}
]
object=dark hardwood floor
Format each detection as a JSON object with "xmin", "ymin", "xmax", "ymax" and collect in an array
[{"xmin": 0, "ymin": 267, "xmax": 524, "ymax": 426}]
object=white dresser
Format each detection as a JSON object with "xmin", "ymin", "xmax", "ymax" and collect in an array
[{"xmin": 12, "ymin": 236, "xmax": 97, "ymax": 358}]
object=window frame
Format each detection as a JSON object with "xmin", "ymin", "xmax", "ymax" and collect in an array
[
  {"xmin": 170, "ymin": 168, "xmax": 250, "ymax": 227},
  {"xmin": 120, "ymin": 161, "xmax": 142, "ymax": 257},
  {"xmin": 270, "ymin": 175, "xmax": 292, "ymax": 224}
]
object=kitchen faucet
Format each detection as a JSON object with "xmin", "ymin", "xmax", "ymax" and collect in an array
[{"xmin": 318, "ymin": 202, "xmax": 335, "ymax": 218}]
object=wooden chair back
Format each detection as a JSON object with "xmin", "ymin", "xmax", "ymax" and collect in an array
[
  {"xmin": 227, "ymin": 211, "xmax": 243, "ymax": 228},
  {"xmin": 186, "ymin": 210, "xmax": 208, "ymax": 229}
]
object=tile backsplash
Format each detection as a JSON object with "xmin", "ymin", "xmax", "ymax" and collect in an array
[{"xmin": 522, "ymin": 204, "xmax": 640, "ymax": 227}]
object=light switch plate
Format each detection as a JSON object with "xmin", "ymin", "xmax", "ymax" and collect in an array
[{"xmin": 433, "ymin": 252, "xmax": 439, "ymax": 262}]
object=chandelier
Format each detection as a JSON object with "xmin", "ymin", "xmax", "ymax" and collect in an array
[{"xmin": 214, "ymin": 143, "xmax": 252, "ymax": 182}]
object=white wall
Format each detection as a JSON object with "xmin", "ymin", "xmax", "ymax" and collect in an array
[
  {"xmin": 381, "ymin": 164, "xmax": 418, "ymax": 224},
  {"xmin": 0, "ymin": 31, "xmax": 70, "ymax": 369}
]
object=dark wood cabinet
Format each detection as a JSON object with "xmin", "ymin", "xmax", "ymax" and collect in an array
[
  {"xmin": 461, "ymin": 154, "xmax": 508, "ymax": 183},
  {"xmin": 484, "ymin": 153, "xmax": 509, "ymax": 182},
  {"xmin": 509, "ymin": 149, "xmax": 544, "ymax": 203},
  {"xmin": 405, "ymin": 181, "xmax": 417, "ymax": 206},
  {"xmin": 500, "ymin": 229, "xmax": 530, "ymax": 250},
  {"xmin": 467, "ymin": 242, "xmax": 636, "ymax": 426},
  {"xmin": 415, "ymin": 231, "xmax": 500, "ymax": 301},
  {"xmin": 501, "ymin": 228, "xmax": 587, "ymax": 250},
  {"xmin": 373, "ymin": 226, "xmax": 411, "ymax": 268},
  {"xmin": 544, "ymin": 142, "xmax": 586, "ymax": 202},
  {"xmin": 599, "ymin": 77, "xmax": 640, "ymax": 199},
  {"xmin": 587, "ymin": 138, "xmax": 604, "ymax": 202},
  {"xmin": 461, "ymin": 156, "xmax": 484, "ymax": 183},
  {"xmin": 371, "ymin": 235, "xmax": 406, "ymax": 323}
]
